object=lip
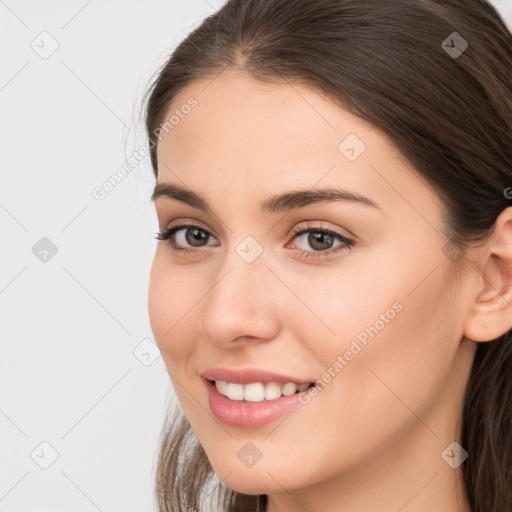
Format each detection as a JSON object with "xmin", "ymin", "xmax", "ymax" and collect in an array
[
  {"xmin": 204, "ymin": 378, "xmax": 310, "ymax": 428},
  {"xmin": 200, "ymin": 367, "xmax": 315, "ymax": 385}
]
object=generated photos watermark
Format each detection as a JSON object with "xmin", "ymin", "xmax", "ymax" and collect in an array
[
  {"xmin": 92, "ymin": 96, "xmax": 198, "ymax": 200},
  {"xmin": 298, "ymin": 301, "xmax": 403, "ymax": 404}
]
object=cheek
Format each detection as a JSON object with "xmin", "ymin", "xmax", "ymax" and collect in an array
[
  {"xmin": 148, "ymin": 250, "xmax": 203, "ymax": 363},
  {"xmin": 276, "ymin": 259, "xmax": 402, "ymax": 367},
  {"xmin": 285, "ymin": 250, "xmax": 460, "ymax": 429}
]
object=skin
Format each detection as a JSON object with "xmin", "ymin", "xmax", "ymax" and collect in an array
[{"xmin": 148, "ymin": 69, "xmax": 512, "ymax": 512}]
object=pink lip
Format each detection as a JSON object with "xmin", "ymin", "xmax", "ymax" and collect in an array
[
  {"xmin": 200, "ymin": 367, "xmax": 314, "ymax": 385},
  {"xmin": 204, "ymin": 379, "xmax": 310, "ymax": 428}
]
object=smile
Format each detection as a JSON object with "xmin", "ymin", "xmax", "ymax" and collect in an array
[
  {"xmin": 204, "ymin": 378, "xmax": 317, "ymax": 428},
  {"xmin": 212, "ymin": 380, "xmax": 315, "ymax": 402}
]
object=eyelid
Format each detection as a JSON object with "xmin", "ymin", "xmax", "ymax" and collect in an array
[
  {"xmin": 162, "ymin": 218, "xmax": 219, "ymax": 240},
  {"xmin": 286, "ymin": 220, "xmax": 354, "ymax": 242},
  {"xmin": 164, "ymin": 217, "xmax": 211, "ymax": 231},
  {"xmin": 162, "ymin": 217, "xmax": 351, "ymax": 241}
]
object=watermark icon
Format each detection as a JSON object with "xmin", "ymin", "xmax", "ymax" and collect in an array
[
  {"xmin": 441, "ymin": 441, "xmax": 468, "ymax": 468},
  {"xmin": 32, "ymin": 237, "xmax": 58, "ymax": 263},
  {"xmin": 298, "ymin": 301, "xmax": 403, "ymax": 404},
  {"xmin": 92, "ymin": 97, "xmax": 197, "ymax": 200},
  {"xmin": 31, "ymin": 31, "xmax": 59, "ymax": 59},
  {"xmin": 442, "ymin": 32, "xmax": 468, "ymax": 59},
  {"xmin": 31, "ymin": 441, "xmax": 59, "ymax": 469},
  {"xmin": 133, "ymin": 338, "xmax": 161, "ymax": 367},
  {"xmin": 338, "ymin": 133, "xmax": 366, "ymax": 162},
  {"xmin": 236, "ymin": 236, "xmax": 263, "ymax": 263},
  {"xmin": 237, "ymin": 441, "xmax": 262, "ymax": 468}
]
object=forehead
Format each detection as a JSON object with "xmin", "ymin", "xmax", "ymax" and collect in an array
[
  {"xmin": 158, "ymin": 70, "xmax": 381, "ymax": 172},
  {"xmin": 159, "ymin": 69, "xmax": 377, "ymax": 154},
  {"xmin": 155, "ymin": 69, "xmax": 440, "ymax": 221}
]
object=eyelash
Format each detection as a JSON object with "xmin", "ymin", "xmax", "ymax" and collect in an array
[{"xmin": 154, "ymin": 221, "xmax": 355, "ymax": 260}]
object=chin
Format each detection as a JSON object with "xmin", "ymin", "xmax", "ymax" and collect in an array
[{"xmin": 219, "ymin": 473, "xmax": 279, "ymax": 495}]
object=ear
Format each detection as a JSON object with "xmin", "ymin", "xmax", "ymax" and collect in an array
[{"xmin": 463, "ymin": 207, "xmax": 512, "ymax": 342}]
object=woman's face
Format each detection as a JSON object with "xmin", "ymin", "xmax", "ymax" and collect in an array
[{"xmin": 148, "ymin": 70, "xmax": 476, "ymax": 499}]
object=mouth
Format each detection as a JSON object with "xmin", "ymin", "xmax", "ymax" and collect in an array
[{"xmin": 206, "ymin": 378, "xmax": 316, "ymax": 402}]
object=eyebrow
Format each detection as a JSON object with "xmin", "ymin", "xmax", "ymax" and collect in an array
[{"xmin": 151, "ymin": 183, "xmax": 382, "ymax": 213}]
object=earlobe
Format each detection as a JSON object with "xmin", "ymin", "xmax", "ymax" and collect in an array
[{"xmin": 463, "ymin": 207, "xmax": 512, "ymax": 343}]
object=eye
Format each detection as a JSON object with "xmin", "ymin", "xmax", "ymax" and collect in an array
[
  {"xmin": 286, "ymin": 221, "xmax": 354, "ymax": 259},
  {"xmin": 155, "ymin": 223, "xmax": 217, "ymax": 255},
  {"xmin": 154, "ymin": 220, "xmax": 355, "ymax": 259}
]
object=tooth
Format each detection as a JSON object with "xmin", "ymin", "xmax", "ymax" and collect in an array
[
  {"xmin": 244, "ymin": 382, "xmax": 265, "ymax": 402},
  {"xmin": 226, "ymin": 382, "xmax": 244, "ymax": 400},
  {"xmin": 264, "ymin": 382, "xmax": 282, "ymax": 400},
  {"xmin": 282, "ymin": 383, "xmax": 297, "ymax": 396},
  {"xmin": 215, "ymin": 380, "xmax": 228, "ymax": 395},
  {"xmin": 217, "ymin": 380, "xmax": 310, "ymax": 401}
]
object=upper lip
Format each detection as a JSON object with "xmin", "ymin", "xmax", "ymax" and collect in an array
[{"xmin": 200, "ymin": 367, "xmax": 314, "ymax": 385}]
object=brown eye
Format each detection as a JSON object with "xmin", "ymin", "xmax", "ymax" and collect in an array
[
  {"xmin": 155, "ymin": 222, "xmax": 354, "ymax": 260},
  {"xmin": 155, "ymin": 224, "xmax": 217, "ymax": 253},
  {"xmin": 287, "ymin": 222, "xmax": 355, "ymax": 260},
  {"xmin": 291, "ymin": 228, "xmax": 351, "ymax": 253},
  {"xmin": 305, "ymin": 231, "xmax": 336, "ymax": 251},
  {"xmin": 183, "ymin": 227, "xmax": 209, "ymax": 247}
]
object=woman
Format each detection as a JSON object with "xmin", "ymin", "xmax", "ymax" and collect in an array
[{"xmin": 143, "ymin": 0, "xmax": 512, "ymax": 510}]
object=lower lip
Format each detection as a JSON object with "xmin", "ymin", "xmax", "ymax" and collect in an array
[{"xmin": 204, "ymin": 379, "xmax": 310, "ymax": 429}]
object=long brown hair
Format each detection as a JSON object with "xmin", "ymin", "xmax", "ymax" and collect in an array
[{"xmin": 142, "ymin": 1, "xmax": 512, "ymax": 510}]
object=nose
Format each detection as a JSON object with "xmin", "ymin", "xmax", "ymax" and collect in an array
[{"xmin": 201, "ymin": 249, "xmax": 281, "ymax": 347}]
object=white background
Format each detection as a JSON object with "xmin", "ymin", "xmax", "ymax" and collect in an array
[{"xmin": 1, "ymin": 1, "xmax": 511, "ymax": 510}]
